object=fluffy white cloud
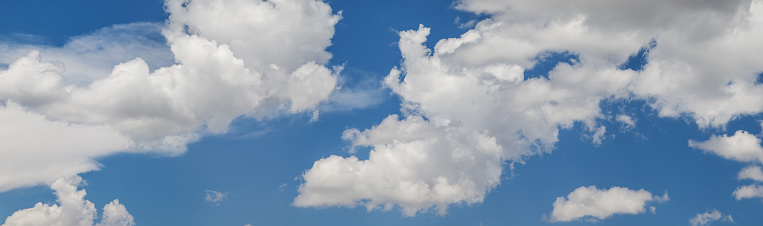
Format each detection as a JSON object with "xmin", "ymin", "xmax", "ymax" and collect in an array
[
  {"xmin": 689, "ymin": 130, "xmax": 763, "ymax": 164},
  {"xmin": 296, "ymin": 24, "xmax": 634, "ymax": 215},
  {"xmin": 295, "ymin": 115, "xmax": 503, "ymax": 216},
  {"xmin": 690, "ymin": 131, "xmax": 763, "ymax": 202},
  {"xmin": 297, "ymin": 0, "xmax": 763, "ymax": 215},
  {"xmin": 548, "ymin": 186, "xmax": 667, "ymax": 222},
  {"xmin": 738, "ymin": 166, "xmax": 763, "ymax": 182},
  {"xmin": 0, "ymin": 0, "xmax": 341, "ymax": 192},
  {"xmin": 2, "ymin": 176, "xmax": 134, "ymax": 226},
  {"xmin": 689, "ymin": 209, "xmax": 734, "ymax": 226},
  {"xmin": 453, "ymin": 0, "xmax": 763, "ymax": 128},
  {"xmin": 733, "ymin": 184, "xmax": 763, "ymax": 200}
]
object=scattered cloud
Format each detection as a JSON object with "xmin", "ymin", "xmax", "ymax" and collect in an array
[
  {"xmin": 548, "ymin": 186, "xmax": 667, "ymax": 223},
  {"xmin": 733, "ymin": 184, "xmax": 763, "ymax": 200},
  {"xmin": 1, "ymin": 176, "xmax": 134, "ymax": 226},
  {"xmin": 0, "ymin": 0, "xmax": 341, "ymax": 192},
  {"xmin": 616, "ymin": 115, "xmax": 636, "ymax": 130},
  {"xmin": 738, "ymin": 165, "xmax": 763, "ymax": 182},
  {"xmin": 689, "ymin": 209, "xmax": 734, "ymax": 226},
  {"xmin": 690, "ymin": 129, "xmax": 763, "ymax": 202},
  {"xmin": 204, "ymin": 190, "xmax": 228, "ymax": 206},
  {"xmin": 689, "ymin": 130, "xmax": 763, "ymax": 164}
]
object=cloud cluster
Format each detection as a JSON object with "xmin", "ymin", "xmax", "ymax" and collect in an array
[
  {"xmin": 2, "ymin": 176, "xmax": 134, "ymax": 226},
  {"xmin": 689, "ymin": 210, "xmax": 734, "ymax": 226},
  {"xmin": 0, "ymin": 0, "xmax": 341, "ymax": 192},
  {"xmin": 548, "ymin": 186, "xmax": 667, "ymax": 222},
  {"xmin": 297, "ymin": 0, "xmax": 763, "ymax": 216},
  {"xmin": 690, "ymin": 128, "xmax": 763, "ymax": 201}
]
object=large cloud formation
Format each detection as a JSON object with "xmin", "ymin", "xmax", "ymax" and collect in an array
[
  {"xmin": 0, "ymin": 0, "xmax": 341, "ymax": 192},
  {"xmin": 2, "ymin": 176, "xmax": 134, "ymax": 226},
  {"xmin": 296, "ymin": 0, "xmax": 763, "ymax": 216}
]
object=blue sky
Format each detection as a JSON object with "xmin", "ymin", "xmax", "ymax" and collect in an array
[{"xmin": 1, "ymin": 0, "xmax": 763, "ymax": 225}]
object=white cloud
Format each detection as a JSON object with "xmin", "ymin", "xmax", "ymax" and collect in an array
[
  {"xmin": 733, "ymin": 184, "xmax": 763, "ymax": 200},
  {"xmin": 295, "ymin": 115, "xmax": 504, "ymax": 216},
  {"xmin": 296, "ymin": 19, "xmax": 632, "ymax": 215},
  {"xmin": 689, "ymin": 130, "xmax": 763, "ymax": 164},
  {"xmin": 0, "ymin": 102, "xmax": 132, "ymax": 193},
  {"xmin": 95, "ymin": 200, "xmax": 135, "ymax": 226},
  {"xmin": 738, "ymin": 166, "xmax": 763, "ymax": 182},
  {"xmin": 204, "ymin": 190, "xmax": 228, "ymax": 206},
  {"xmin": 453, "ymin": 0, "xmax": 763, "ymax": 128},
  {"xmin": 0, "ymin": 0, "xmax": 341, "ymax": 192},
  {"xmin": 591, "ymin": 126, "xmax": 607, "ymax": 145},
  {"xmin": 298, "ymin": 0, "xmax": 763, "ymax": 215},
  {"xmin": 616, "ymin": 115, "xmax": 636, "ymax": 129},
  {"xmin": 689, "ymin": 209, "xmax": 734, "ymax": 226},
  {"xmin": 548, "ymin": 186, "xmax": 667, "ymax": 222},
  {"xmin": 0, "ymin": 22, "xmax": 174, "ymax": 85},
  {"xmin": 2, "ymin": 176, "xmax": 134, "ymax": 226}
]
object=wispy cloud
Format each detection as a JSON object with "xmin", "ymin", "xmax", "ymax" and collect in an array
[{"xmin": 204, "ymin": 190, "xmax": 229, "ymax": 206}]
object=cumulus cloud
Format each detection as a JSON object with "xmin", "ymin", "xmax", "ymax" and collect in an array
[
  {"xmin": 733, "ymin": 184, "xmax": 763, "ymax": 200},
  {"xmin": 548, "ymin": 186, "xmax": 667, "ymax": 223},
  {"xmin": 0, "ymin": 0, "xmax": 341, "ymax": 192},
  {"xmin": 297, "ymin": 0, "xmax": 763, "ymax": 215},
  {"xmin": 690, "ymin": 130, "xmax": 763, "ymax": 202},
  {"xmin": 689, "ymin": 130, "xmax": 763, "ymax": 164},
  {"xmin": 296, "ymin": 24, "xmax": 633, "ymax": 215},
  {"xmin": 689, "ymin": 209, "xmax": 734, "ymax": 226},
  {"xmin": 738, "ymin": 165, "xmax": 763, "ymax": 182},
  {"xmin": 295, "ymin": 115, "xmax": 503, "ymax": 216},
  {"xmin": 2, "ymin": 176, "xmax": 135, "ymax": 226},
  {"xmin": 453, "ymin": 0, "xmax": 763, "ymax": 128}
]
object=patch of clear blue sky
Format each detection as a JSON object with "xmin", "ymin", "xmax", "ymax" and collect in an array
[{"xmin": 1, "ymin": 0, "xmax": 762, "ymax": 225}]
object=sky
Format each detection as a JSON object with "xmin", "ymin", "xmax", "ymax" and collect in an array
[{"xmin": 1, "ymin": 0, "xmax": 763, "ymax": 225}]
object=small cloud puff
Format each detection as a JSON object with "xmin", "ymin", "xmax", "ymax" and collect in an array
[
  {"xmin": 204, "ymin": 190, "xmax": 228, "ymax": 206},
  {"xmin": 548, "ymin": 186, "xmax": 668, "ymax": 223},
  {"xmin": 689, "ymin": 209, "xmax": 734, "ymax": 226}
]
